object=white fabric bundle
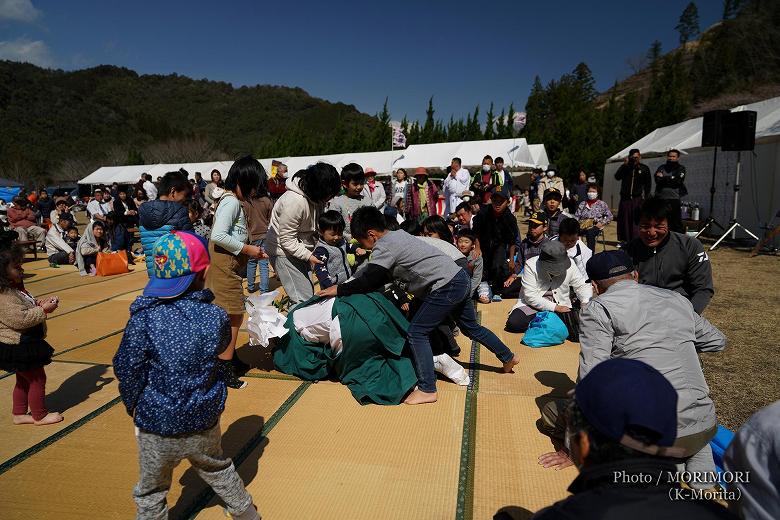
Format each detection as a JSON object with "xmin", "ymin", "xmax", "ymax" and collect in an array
[
  {"xmin": 245, "ymin": 290, "xmax": 288, "ymax": 347},
  {"xmin": 291, "ymin": 298, "xmax": 343, "ymax": 356}
]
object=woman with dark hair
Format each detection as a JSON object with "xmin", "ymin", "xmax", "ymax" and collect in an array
[
  {"xmin": 205, "ymin": 156, "xmax": 268, "ymax": 389},
  {"xmin": 113, "ymin": 189, "xmax": 139, "ymax": 227},
  {"xmin": 104, "ymin": 212, "xmax": 134, "ymax": 264},
  {"xmin": 421, "ymin": 215, "xmax": 455, "ymax": 244},
  {"xmin": 76, "ymin": 221, "xmax": 111, "ymax": 276},
  {"xmin": 133, "ymin": 187, "xmax": 149, "ymax": 209},
  {"xmin": 204, "ymin": 169, "xmax": 224, "ymax": 207},
  {"xmin": 265, "ymin": 162, "xmax": 341, "ymax": 306}
]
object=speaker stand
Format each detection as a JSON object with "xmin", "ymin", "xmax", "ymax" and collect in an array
[{"xmin": 709, "ymin": 152, "xmax": 759, "ymax": 251}]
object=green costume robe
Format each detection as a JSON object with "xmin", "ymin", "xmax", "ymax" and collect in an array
[{"xmin": 272, "ymin": 293, "xmax": 417, "ymax": 405}]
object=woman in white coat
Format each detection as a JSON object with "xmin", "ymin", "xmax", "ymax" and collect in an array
[
  {"xmin": 505, "ymin": 240, "xmax": 591, "ymax": 335},
  {"xmin": 264, "ymin": 163, "xmax": 342, "ymax": 305}
]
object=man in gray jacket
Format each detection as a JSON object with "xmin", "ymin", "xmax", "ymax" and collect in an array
[
  {"xmin": 627, "ymin": 197, "xmax": 714, "ymax": 314},
  {"xmin": 579, "ymin": 250, "xmax": 725, "ymax": 487}
]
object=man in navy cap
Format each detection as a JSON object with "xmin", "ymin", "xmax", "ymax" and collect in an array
[
  {"xmin": 533, "ymin": 359, "xmax": 736, "ymax": 519},
  {"xmin": 555, "ymin": 250, "xmax": 725, "ymax": 489}
]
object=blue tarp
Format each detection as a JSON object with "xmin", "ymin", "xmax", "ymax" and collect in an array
[{"xmin": 0, "ymin": 187, "xmax": 21, "ymax": 203}]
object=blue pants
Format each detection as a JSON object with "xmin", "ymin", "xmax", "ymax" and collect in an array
[
  {"xmin": 407, "ymin": 270, "xmax": 515, "ymax": 393},
  {"xmin": 246, "ymin": 239, "xmax": 269, "ymax": 292}
]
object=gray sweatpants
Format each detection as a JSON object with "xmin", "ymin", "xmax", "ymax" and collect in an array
[
  {"xmin": 133, "ymin": 422, "xmax": 257, "ymax": 520},
  {"xmin": 269, "ymin": 254, "xmax": 314, "ymax": 306}
]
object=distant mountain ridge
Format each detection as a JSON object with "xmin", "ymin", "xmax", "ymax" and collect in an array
[{"xmin": 0, "ymin": 61, "xmax": 376, "ymax": 183}]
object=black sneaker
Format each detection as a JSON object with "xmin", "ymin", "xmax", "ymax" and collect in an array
[
  {"xmin": 231, "ymin": 355, "xmax": 251, "ymax": 376},
  {"xmin": 219, "ymin": 359, "xmax": 247, "ymax": 389}
]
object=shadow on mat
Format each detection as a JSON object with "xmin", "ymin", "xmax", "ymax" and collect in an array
[
  {"xmin": 170, "ymin": 415, "xmax": 267, "ymax": 518},
  {"xmin": 533, "ymin": 371, "xmax": 575, "ymax": 449},
  {"xmin": 45, "ymin": 364, "xmax": 114, "ymax": 412},
  {"xmin": 494, "ymin": 505, "xmax": 535, "ymax": 520},
  {"xmin": 235, "ymin": 343, "xmax": 276, "ymax": 372}
]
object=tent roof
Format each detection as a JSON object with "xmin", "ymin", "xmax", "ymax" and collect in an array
[
  {"xmin": 608, "ymin": 95, "xmax": 780, "ymax": 162},
  {"xmin": 79, "ymin": 138, "xmax": 549, "ymax": 184}
]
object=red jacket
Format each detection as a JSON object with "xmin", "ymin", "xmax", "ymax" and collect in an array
[{"xmin": 7, "ymin": 207, "xmax": 37, "ymax": 228}]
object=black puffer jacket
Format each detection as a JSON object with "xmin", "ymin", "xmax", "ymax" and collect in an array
[
  {"xmin": 138, "ymin": 200, "xmax": 193, "ymax": 276},
  {"xmin": 532, "ymin": 458, "xmax": 737, "ymax": 520},
  {"xmin": 627, "ymin": 231, "xmax": 714, "ymax": 314},
  {"xmin": 139, "ymin": 200, "xmax": 193, "ymax": 231}
]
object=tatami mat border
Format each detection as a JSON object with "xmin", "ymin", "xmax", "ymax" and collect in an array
[
  {"xmin": 456, "ymin": 310, "xmax": 481, "ymax": 520},
  {"xmin": 0, "ymin": 395, "xmax": 122, "ymax": 475},
  {"xmin": 179, "ymin": 381, "xmax": 312, "ymax": 520}
]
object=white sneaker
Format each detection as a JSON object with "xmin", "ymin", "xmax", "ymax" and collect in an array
[{"xmin": 433, "ymin": 354, "xmax": 470, "ymax": 386}]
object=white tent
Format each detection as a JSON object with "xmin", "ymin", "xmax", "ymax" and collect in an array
[
  {"xmin": 80, "ymin": 138, "xmax": 549, "ymax": 184},
  {"xmin": 77, "ymin": 162, "xmax": 235, "ymax": 185},
  {"xmin": 602, "ymin": 96, "xmax": 780, "ymax": 242},
  {"xmin": 391, "ymin": 137, "xmax": 542, "ymax": 171}
]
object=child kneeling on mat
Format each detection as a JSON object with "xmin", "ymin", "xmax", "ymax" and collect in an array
[{"xmin": 114, "ymin": 231, "xmax": 259, "ymax": 520}]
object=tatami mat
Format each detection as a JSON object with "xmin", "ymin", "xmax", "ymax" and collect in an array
[
  {"xmin": 473, "ymin": 394, "xmax": 577, "ymax": 519},
  {"xmin": 0, "ymin": 362, "xmax": 117, "ymax": 462},
  {"xmin": 1, "ymin": 267, "xmax": 587, "ymax": 519},
  {"xmin": 0, "ymin": 378, "xmax": 302, "ymax": 520},
  {"xmin": 198, "ymin": 382, "xmax": 467, "ymax": 520}
]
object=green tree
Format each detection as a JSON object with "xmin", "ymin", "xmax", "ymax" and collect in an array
[
  {"xmin": 676, "ymin": 2, "xmax": 700, "ymax": 44},
  {"xmin": 421, "ymin": 97, "xmax": 436, "ymax": 143},
  {"xmin": 722, "ymin": 0, "xmax": 742, "ymax": 19},
  {"xmin": 495, "ymin": 108, "xmax": 507, "ymax": 139},
  {"xmin": 467, "ymin": 105, "xmax": 481, "ymax": 140},
  {"xmin": 484, "ymin": 102, "xmax": 495, "ymax": 140},
  {"xmin": 506, "ymin": 103, "xmax": 517, "ymax": 137}
]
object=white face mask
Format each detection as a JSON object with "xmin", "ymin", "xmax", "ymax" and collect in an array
[
  {"xmin": 587, "ymin": 192, "xmax": 598, "ymax": 200},
  {"xmin": 546, "ymin": 171, "xmax": 555, "ymax": 178},
  {"xmin": 482, "ymin": 164, "xmax": 491, "ymax": 172}
]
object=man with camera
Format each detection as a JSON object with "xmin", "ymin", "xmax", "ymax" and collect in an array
[{"xmin": 614, "ymin": 148, "xmax": 651, "ymax": 244}]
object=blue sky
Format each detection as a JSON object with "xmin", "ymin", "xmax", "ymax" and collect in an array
[{"xmin": 1, "ymin": 0, "xmax": 722, "ymax": 122}]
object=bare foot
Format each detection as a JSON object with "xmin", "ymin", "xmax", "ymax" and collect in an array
[
  {"xmin": 33, "ymin": 412, "xmax": 64, "ymax": 426},
  {"xmin": 13, "ymin": 414, "xmax": 34, "ymax": 425},
  {"xmin": 403, "ymin": 388, "xmax": 438, "ymax": 405},
  {"xmin": 502, "ymin": 354, "xmax": 521, "ymax": 373}
]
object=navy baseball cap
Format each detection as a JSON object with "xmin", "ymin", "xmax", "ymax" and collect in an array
[
  {"xmin": 585, "ymin": 250, "xmax": 634, "ymax": 282},
  {"xmin": 575, "ymin": 359, "xmax": 683, "ymax": 456}
]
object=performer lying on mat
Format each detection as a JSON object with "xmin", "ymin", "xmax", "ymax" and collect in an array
[{"xmin": 317, "ymin": 206, "xmax": 519, "ymax": 405}]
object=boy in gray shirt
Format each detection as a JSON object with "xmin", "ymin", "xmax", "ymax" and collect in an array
[
  {"xmin": 317, "ymin": 206, "xmax": 519, "ymax": 405},
  {"xmin": 327, "ymin": 162, "xmax": 370, "ymax": 241}
]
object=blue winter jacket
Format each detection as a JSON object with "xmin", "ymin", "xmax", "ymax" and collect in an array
[
  {"xmin": 113, "ymin": 289, "xmax": 230, "ymax": 436},
  {"xmin": 139, "ymin": 200, "xmax": 193, "ymax": 277}
]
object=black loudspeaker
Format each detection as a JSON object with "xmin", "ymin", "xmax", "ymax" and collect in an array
[
  {"xmin": 701, "ymin": 110, "xmax": 730, "ymax": 147},
  {"xmin": 721, "ymin": 110, "xmax": 757, "ymax": 151}
]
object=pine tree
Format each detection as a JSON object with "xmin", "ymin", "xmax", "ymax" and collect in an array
[
  {"xmin": 467, "ymin": 105, "xmax": 481, "ymax": 140},
  {"xmin": 507, "ymin": 103, "xmax": 516, "ymax": 137},
  {"xmin": 676, "ymin": 2, "xmax": 700, "ymax": 44},
  {"xmin": 722, "ymin": 0, "xmax": 742, "ymax": 20},
  {"xmin": 484, "ymin": 102, "xmax": 495, "ymax": 139},
  {"xmin": 573, "ymin": 62, "xmax": 596, "ymax": 102},
  {"xmin": 496, "ymin": 108, "xmax": 507, "ymax": 139}
]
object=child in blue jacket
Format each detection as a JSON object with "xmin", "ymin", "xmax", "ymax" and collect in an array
[
  {"xmin": 138, "ymin": 170, "xmax": 193, "ymax": 277},
  {"xmin": 113, "ymin": 231, "xmax": 259, "ymax": 520}
]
